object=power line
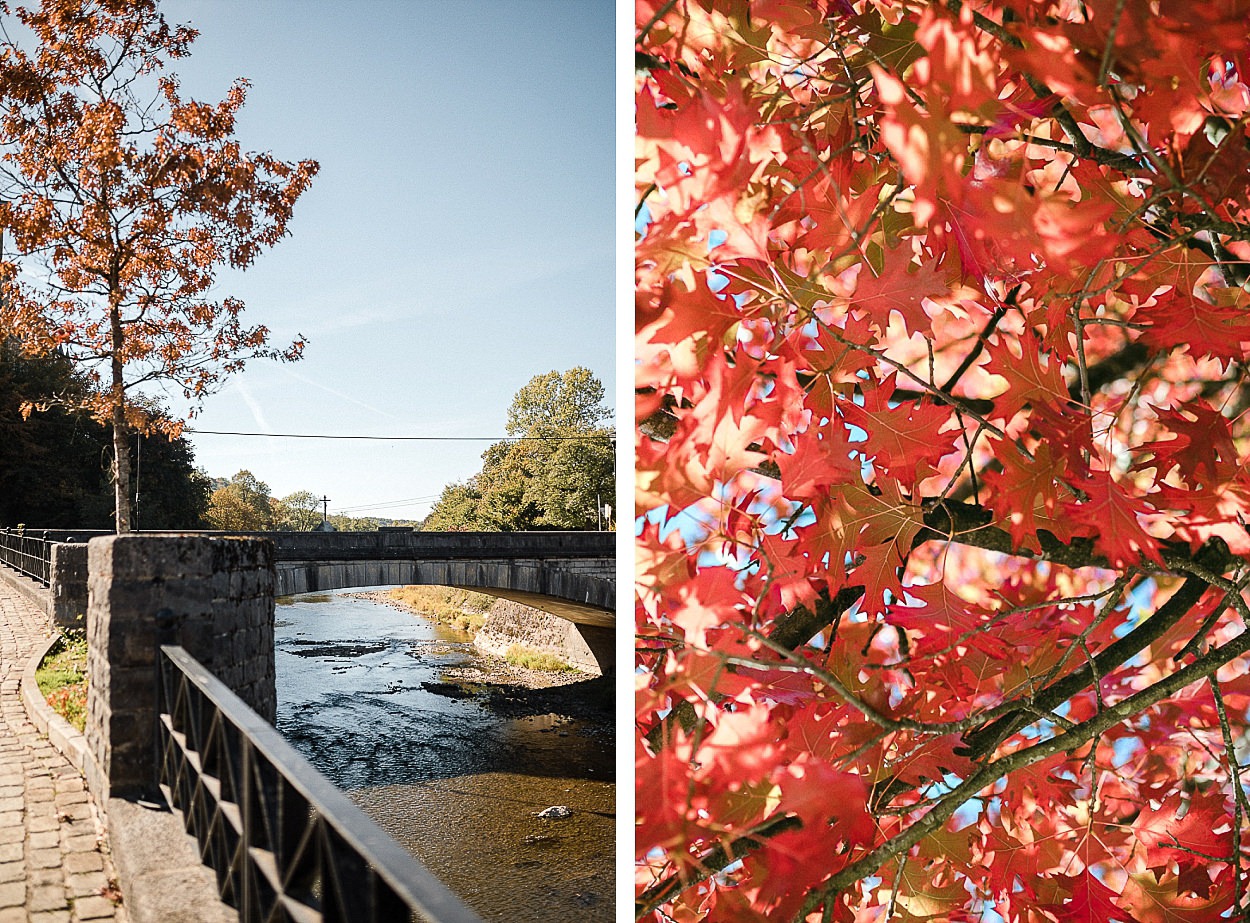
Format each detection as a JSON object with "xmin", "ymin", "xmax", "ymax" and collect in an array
[
  {"xmin": 335, "ymin": 495, "xmax": 442, "ymax": 513},
  {"xmin": 184, "ymin": 428, "xmax": 613, "ymax": 442}
]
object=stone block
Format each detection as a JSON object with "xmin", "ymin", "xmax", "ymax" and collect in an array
[
  {"xmin": 86, "ymin": 534, "xmax": 276, "ymax": 797},
  {"xmin": 0, "ymin": 882, "xmax": 26, "ymax": 910},
  {"xmin": 49, "ymin": 542, "xmax": 89, "ymax": 630},
  {"xmin": 108, "ymin": 667, "xmax": 158, "ymax": 707}
]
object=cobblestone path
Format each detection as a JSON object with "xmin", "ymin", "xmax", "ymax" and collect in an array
[{"xmin": 0, "ymin": 583, "xmax": 125, "ymax": 923}]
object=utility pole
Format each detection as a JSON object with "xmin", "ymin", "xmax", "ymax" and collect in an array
[
  {"xmin": 133, "ymin": 432, "xmax": 141, "ymax": 531},
  {"xmin": 320, "ymin": 495, "xmax": 330, "ymax": 526}
]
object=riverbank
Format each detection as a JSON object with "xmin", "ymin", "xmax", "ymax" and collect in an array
[{"xmin": 347, "ymin": 590, "xmax": 591, "ymax": 688}]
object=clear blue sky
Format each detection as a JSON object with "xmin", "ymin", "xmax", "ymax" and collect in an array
[{"xmin": 152, "ymin": 0, "xmax": 614, "ymax": 521}]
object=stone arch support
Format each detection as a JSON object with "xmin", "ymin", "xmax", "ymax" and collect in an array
[{"xmin": 273, "ymin": 558, "xmax": 614, "ymax": 627}]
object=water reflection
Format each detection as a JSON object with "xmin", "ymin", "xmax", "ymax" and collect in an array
[{"xmin": 274, "ymin": 590, "xmax": 614, "ymax": 922}]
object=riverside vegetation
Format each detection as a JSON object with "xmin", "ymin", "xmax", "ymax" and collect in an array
[
  {"xmin": 36, "ymin": 631, "xmax": 88, "ymax": 731},
  {"xmin": 384, "ymin": 586, "xmax": 493, "ymax": 634},
  {"xmin": 381, "ymin": 586, "xmax": 577, "ymax": 674}
]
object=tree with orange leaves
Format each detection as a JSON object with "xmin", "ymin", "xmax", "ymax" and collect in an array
[{"xmin": 0, "ymin": 0, "xmax": 317, "ymax": 532}]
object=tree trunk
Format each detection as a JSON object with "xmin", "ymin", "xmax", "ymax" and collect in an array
[
  {"xmin": 111, "ymin": 399, "xmax": 131, "ymax": 533},
  {"xmin": 110, "ymin": 300, "xmax": 130, "ymax": 533}
]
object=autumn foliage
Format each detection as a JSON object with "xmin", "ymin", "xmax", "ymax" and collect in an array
[
  {"xmin": 636, "ymin": 1, "xmax": 1250, "ymax": 919},
  {"xmin": 0, "ymin": 0, "xmax": 317, "ymax": 531}
]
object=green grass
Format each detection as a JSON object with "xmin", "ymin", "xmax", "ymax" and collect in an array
[
  {"xmin": 35, "ymin": 632, "xmax": 88, "ymax": 732},
  {"xmin": 504, "ymin": 644, "xmax": 572, "ymax": 672},
  {"xmin": 387, "ymin": 586, "xmax": 493, "ymax": 633}
]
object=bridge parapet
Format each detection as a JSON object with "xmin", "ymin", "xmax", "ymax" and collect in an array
[
  {"xmin": 261, "ymin": 529, "xmax": 614, "ymax": 563},
  {"xmin": 274, "ymin": 557, "xmax": 614, "ymax": 626}
]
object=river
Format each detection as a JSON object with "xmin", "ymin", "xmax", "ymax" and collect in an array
[{"xmin": 272, "ymin": 590, "xmax": 615, "ymax": 922}]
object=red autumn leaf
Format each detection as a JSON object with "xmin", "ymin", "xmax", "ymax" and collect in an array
[
  {"xmin": 799, "ymin": 476, "xmax": 924, "ymax": 612},
  {"xmin": 1045, "ymin": 872, "xmax": 1130, "ymax": 922},
  {"xmin": 1063, "ymin": 469, "xmax": 1163, "ymax": 566},
  {"xmin": 839, "ymin": 376, "xmax": 955, "ymax": 488},
  {"xmin": 1130, "ymin": 247, "xmax": 1250, "ymax": 367},
  {"xmin": 982, "ymin": 437, "xmax": 1069, "ymax": 550},
  {"xmin": 1135, "ymin": 402, "xmax": 1238, "ymax": 487},
  {"xmin": 1133, "ymin": 791, "xmax": 1231, "ymax": 874},
  {"xmin": 850, "ymin": 253, "xmax": 959, "ymax": 338},
  {"xmin": 983, "ymin": 327, "xmax": 1070, "ymax": 421}
]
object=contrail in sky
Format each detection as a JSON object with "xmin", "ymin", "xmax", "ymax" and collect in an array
[
  {"xmin": 278, "ymin": 366, "xmax": 398, "ymax": 420},
  {"xmin": 233, "ymin": 379, "xmax": 275, "ymax": 435}
]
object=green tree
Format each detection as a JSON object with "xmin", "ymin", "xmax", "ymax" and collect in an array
[
  {"xmin": 326, "ymin": 514, "xmax": 385, "ymax": 532},
  {"xmin": 129, "ymin": 425, "xmax": 210, "ymax": 529},
  {"xmin": 204, "ymin": 470, "xmax": 273, "ymax": 530},
  {"xmin": 506, "ymin": 367, "xmax": 610, "ymax": 436},
  {"xmin": 0, "ymin": 341, "xmax": 209, "ymax": 528},
  {"xmin": 273, "ymin": 490, "xmax": 322, "ymax": 531},
  {"xmin": 532, "ymin": 438, "xmax": 615, "ymax": 529},
  {"xmin": 422, "ymin": 481, "xmax": 484, "ymax": 531},
  {"xmin": 425, "ymin": 367, "xmax": 614, "ymax": 531},
  {"xmin": 476, "ymin": 441, "xmax": 542, "ymax": 530}
]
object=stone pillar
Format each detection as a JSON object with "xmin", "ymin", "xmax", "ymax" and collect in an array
[
  {"xmin": 85, "ymin": 534, "xmax": 276, "ymax": 799},
  {"xmin": 50, "ymin": 542, "xmax": 89, "ymax": 631},
  {"xmin": 575, "ymin": 624, "xmax": 615, "ymax": 677}
]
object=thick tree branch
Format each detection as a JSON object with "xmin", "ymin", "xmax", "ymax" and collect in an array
[{"xmin": 955, "ymin": 537, "xmax": 1232, "ymax": 758}]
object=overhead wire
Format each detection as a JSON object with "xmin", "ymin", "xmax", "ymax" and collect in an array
[
  {"xmin": 334, "ymin": 495, "xmax": 442, "ymax": 514},
  {"xmin": 185, "ymin": 429, "xmax": 613, "ymax": 519},
  {"xmin": 184, "ymin": 428, "xmax": 613, "ymax": 442}
]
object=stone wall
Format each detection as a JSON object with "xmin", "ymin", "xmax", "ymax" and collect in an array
[
  {"xmin": 474, "ymin": 598, "xmax": 614, "ymax": 675},
  {"xmin": 50, "ymin": 542, "xmax": 88, "ymax": 631},
  {"xmin": 262, "ymin": 528, "xmax": 613, "ymax": 563},
  {"xmin": 85, "ymin": 534, "xmax": 276, "ymax": 799}
]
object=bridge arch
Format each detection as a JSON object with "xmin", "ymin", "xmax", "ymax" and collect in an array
[
  {"xmin": 273, "ymin": 558, "xmax": 613, "ymax": 627},
  {"xmin": 265, "ymin": 530, "xmax": 615, "ymax": 674}
]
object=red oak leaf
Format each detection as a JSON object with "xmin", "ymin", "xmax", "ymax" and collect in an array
[
  {"xmin": 839, "ymin": 376, "xmax": 955, "ymax": 488},
  {"xmin": 1045, "ymin": 872, "xmax": 1129, "ymax": 922},
  {"xmin": 1063, "ymin": 469, "xmax": 1162, "ymax": 566}
]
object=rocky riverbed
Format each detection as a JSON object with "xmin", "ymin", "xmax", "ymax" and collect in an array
[{"xmin": 275, "ymin": 589, "xmax": 615, "ymax": 922}]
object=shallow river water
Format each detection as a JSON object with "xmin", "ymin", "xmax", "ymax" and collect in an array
[{"xmin": 273, "ymin": 590, "xmax": 615, "ymax": 922}]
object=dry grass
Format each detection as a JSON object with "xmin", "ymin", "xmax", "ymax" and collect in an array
[
  {"xmin": 504, "ymin": 644, "xmax": 573, "ymax": 672},
  {"xmin": 386, "ymin": 585, "xmax": 494, "ymax": 633}
]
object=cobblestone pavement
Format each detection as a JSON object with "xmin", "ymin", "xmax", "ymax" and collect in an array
[{"xmin": 0, "ymin": 584, "xmax": 125, "ymax": 923}]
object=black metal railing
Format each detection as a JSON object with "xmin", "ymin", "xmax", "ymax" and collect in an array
[
  {"xmin": 0, "ymin": 529, "xmax": 52, "ymax": 585},
  {"xmin": 157, "ymin": 645, "xmax": 485, "ymax": 923}
]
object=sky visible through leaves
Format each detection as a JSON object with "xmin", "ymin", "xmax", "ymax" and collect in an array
[{"xmin": 148, "ymin": 0, "xmax": 614, "ymax": 520}]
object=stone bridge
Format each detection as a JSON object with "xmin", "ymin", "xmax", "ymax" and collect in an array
[
  {"xmin": 260, "ymin": 529, "xmax": 615, "ymax": 628},
  {"xmin": 29, "ymin": 528, "xmax": 615, "ymax": 627},
  {"xmin": 25, "ymin": 527, "xmax": 617, "ymax": 673},
  {"xmin": 259, "ymin": 529, "xmax": 617, "ymax": 675}
]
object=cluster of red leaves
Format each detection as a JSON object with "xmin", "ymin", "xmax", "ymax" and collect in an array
[{"xmin": 637, "ymin": 1, "xmax": 1250, "ymax": 920}]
